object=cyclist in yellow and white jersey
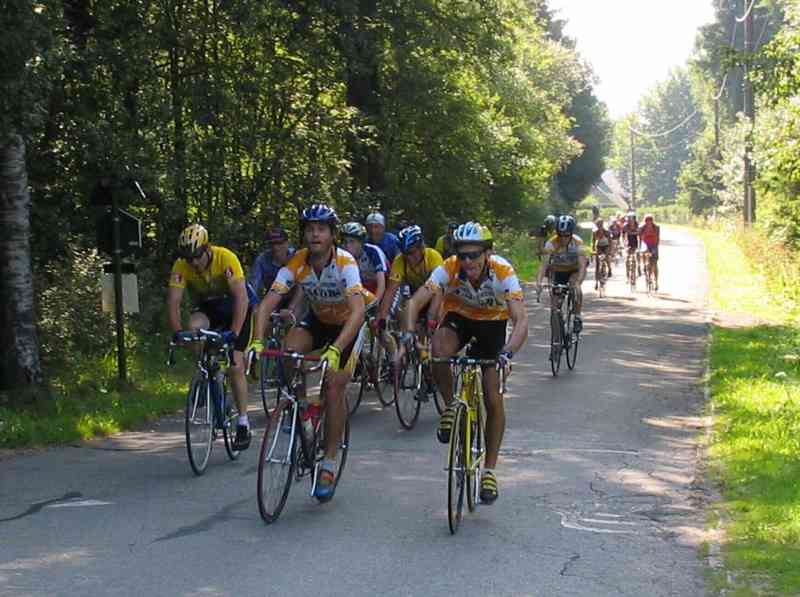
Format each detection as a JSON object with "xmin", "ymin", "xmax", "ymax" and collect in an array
[
  {"xmin": 536, "ymin": 215, "xmax": 590, "ymax": 333},
  {"xmin": 167, "ymin": 224, "xmax": 258, "ymax": 451},
  {"xmin": 403, "ymin": 222, "xmax": 528, "ymax": 504},
  {"xmin": 249, "ymin": 204, "xmax": 372, "ymax": 501}
]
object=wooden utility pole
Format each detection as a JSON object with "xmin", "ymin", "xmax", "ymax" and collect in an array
[
  {"xmin": 743, "ymin": 4, "xmax": 756, "ymax": 224},
  {"xmin": 629, "ymin": 126, "xmax": 636, "ymax": 210}
]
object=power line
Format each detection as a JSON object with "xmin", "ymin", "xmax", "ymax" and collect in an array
[
  {"xmin": 736, "ymin": 0, "xmax": 758, "ymax": 23},
  {"xmin": 629, "ymin": 110, "xmax": 700, "ymax": 138}
]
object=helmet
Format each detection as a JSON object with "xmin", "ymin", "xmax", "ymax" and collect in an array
[
  {"xmin": 341, "ymin": 221, "xmax": 367, "ymax": 241},
  {"xmin": 644, "ymin": 213, "xmax": 654, "ymax": 222},
  {"xmin": 399, "ymin": 225, "xmax": 424, "ymax": 253},
  {"xmin": 300, "ymin": 203, "xmax": 339, "ymax": 229},
  {"xmin": 447, "ymin": 222, "xmax": 458, "ymax": 232},
  {"xmin": 178, "ymin": 224, "xmax": 209, "ymax": 259},
  {"xmin": 365, "ymin": 212, "xmax": 385, "ymax": 227},
  {"xmin": 453, "ymin": 222, "xmax": 493, "ymax": 247},
  {"xmin": 595, "ymin": 218, "xmax": 604, "ymax": 227},
  {"xmin": 544, "ymin": 215, "xmax": 557, "ymax": 228},
  {"xmin": 555, "ymin": 215, "xmax": 576, "ymax": 235},
  {"xmin": 626, "ymin": 211, "xmax": 636, "ymax": 219}
]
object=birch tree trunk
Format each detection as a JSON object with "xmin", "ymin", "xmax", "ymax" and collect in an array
[{"xmin": 0, "ymin": 133, "xmax": 43, "ymax": 395}]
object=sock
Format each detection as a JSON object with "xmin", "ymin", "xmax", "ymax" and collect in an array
[
  {"xmin": 238, "ymin": 415, "xmax": 249, "ymax": 427},
  {"xmin": 321, "ymin": 458, "xmax": 336, "ymax": 473},
  {"xmin": 483, "ymin": 468, "xmax": 495, "ymax": 477}
]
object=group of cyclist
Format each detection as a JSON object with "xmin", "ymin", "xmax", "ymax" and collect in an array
[{"xmin": 166, "ymin": 205, "xmax": 528, "ymax": 504}]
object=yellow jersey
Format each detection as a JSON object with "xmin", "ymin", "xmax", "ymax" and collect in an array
[
  {"xmin": 543, "ymin": 235, "xmax": 591, "ymax": 272},
  {"xmin": 389, "ymin": 247, "xmax": 443, "ymax": 291},
  {"xmin": 425, "ymin": 254, "xmax": 524, "ymax": 321},
  {"xmin": 271, "ymin": 247, "xmax": 375, "ymax": 325},
  {"xmin": 169, "ymin": 245, "xmax": 246, "ymax": 304}
]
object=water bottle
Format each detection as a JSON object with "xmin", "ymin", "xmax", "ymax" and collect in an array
[{"xmin": 301, "ymin": 408, "xmax": 315, "ymax": 445}]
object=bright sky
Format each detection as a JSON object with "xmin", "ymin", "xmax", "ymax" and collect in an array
[{"xmin": 548, "ymin": 0, "xmax": 716, "ymax": 120}]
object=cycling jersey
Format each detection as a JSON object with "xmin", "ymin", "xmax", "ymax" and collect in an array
[
  {"xmin": 170, "ymin": 245, "xmax": 257, "ymax": 306},
  {"xmin": 248, "ymin": 246, "xmax": 296, "ymax": 297},
  {"xmin": 593, "ymin": 228, "xmax": 610, "ymax": 248},
  {"xmin": 270, "ymin": 247, "xmax": 375, "ymax": 325},
  {"xmin": 353, "ymin": 243, "xmax": 389, "ymax": 291},
  {"xmin": 638, "ymin": 223, "xmax": 659, "ymax": 248},
  {"xmin": 390, "ymin": 247, "xmax": 443, "ymax": 291},
  {"xmin": 369, "ymin": 232, "xmax": 401, "ymax": 263},
  {"xmin": 543, "ymin": 235, "xmax": 591, "ymax": 272},
  {"xmin": 425, "ymin": 255, "xmax": 524, "ymax": 321},
  {"xmin": 434, "ymin": 235, "xmax": 456, "ymax": 259},
  {"xmin": 608, "ymin": 222, "xmax": 621, "ymax": 238}
]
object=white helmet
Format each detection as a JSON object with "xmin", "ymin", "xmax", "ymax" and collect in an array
[
  {"xmin": 365, "ymin": 212, "xmax": 385, "ymax": 227},
  {"xmin": 341, "ymin": 222, "xmax": 367, "ymax": 241},
  {"xmin": 453, "ymin": 222, "xmax": 493, "ymax": 247}
]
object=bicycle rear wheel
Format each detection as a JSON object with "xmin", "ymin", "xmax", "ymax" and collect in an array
[
  {"xmin": 185, "ymin": 375, "xmax": 213, "ymax": 476},
  {"xmin": 257, "ymin": 403, "xmax": 297, "ymax": 524},
  {"xmin": 260, "ymin": 355, "xmax": 280, "ymax": 415},
  {"xmin": 447, "ymin": 404, "xmax": 467, "ymax": 534},
  {"xmin": 394, "ymin": 351, "xmax": 422, "ymax": 429},
  {"xmin": 221, "ymin": 391, "xmax": 240, "ymax": 461},
  {"xmin": 549, "ymin": 310, "xmax": 563, "ymax": 377}
]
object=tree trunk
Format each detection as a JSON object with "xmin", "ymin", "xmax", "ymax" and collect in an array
[{"xmin": 0, "ymin": 134, "xmax": 43, "ymax": 396}]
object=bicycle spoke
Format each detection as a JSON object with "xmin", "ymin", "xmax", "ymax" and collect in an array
[{"xmin": 257, "ymin": 405, "xmax": 297, "ymax": 523}]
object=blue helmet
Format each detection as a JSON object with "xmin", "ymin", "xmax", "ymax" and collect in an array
[
  {"xmin": 398, "ymin": 225, "xmax": 424, "ymax": 253},
  {"xmin": 556, "ymin": 215, "xmax": 576, "ymax": 235},
  {"xmin": 300, "ymin": 203, "xmax": 339, "ymax": 229}
]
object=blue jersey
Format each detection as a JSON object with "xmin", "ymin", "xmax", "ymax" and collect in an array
[
  {"xmin": 371, "ymin": 232, "xmax": 400, "ymax": 263},
  {"xmin": 248, "ymin": 246, "xmax": 296, "ymax": 297},
  {"xmin": 354, "ymin": 243, "xmax": 388, "ymax": 287}
]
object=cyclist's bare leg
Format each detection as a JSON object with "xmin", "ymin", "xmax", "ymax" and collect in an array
[
  {"xmin": 481, "ymin": 366, "xmax": 504, "ymax": 469},
  {"xmin": 188, "ymin": 312, "xmax": 210, "ymax": 357},
  {"xmin": 228, "ymin": 350, "xmax": 248, "ymax": 415},
  {"xmin": 282, "ymin": 327, "xmax": 314, "ymax": 401},
  {"xmin": 431, "ymin": 326, "xmax": 460, "ymax": 405},
  {"xmin": 322, "ymin": 369, "xmax": 349, "ymax": 460},
  {"xmin": 569, "ymin": 273, "xmax": 583, "ymax": 315}
]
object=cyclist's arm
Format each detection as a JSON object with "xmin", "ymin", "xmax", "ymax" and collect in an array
[
  {"xmin": 426, "ymin": 289, "xmax": 443, "ymax": 322},
  {"xmin": 334, "ymin": 293, "xmax": 366, "ymax": 351},
  {"xmin": 285, "ymin": 286, "xmax": 303, "ymax": 317},
  {"xmin": 254, "ymin": 291, "xmax": 284, "ymax": 341},
  {"xmin": 374, "ymin": 271, "xmax": 386, "ymax": 304},
  {"xmin": 377, "ymin": 278, "xmax": 400, "ymax": 321},
  {"xmin": 576, "ymin": 255, "xmax": 589, "ymax": 283},
  {"xmin": 167, "ymin": 286, "xmax": 184, "ymax": 333},
  {"xmin": 227, "ymin": 277, "xmax": 248, "ymax": 338},
  {"xmin": 405, "ymin": 285, "xmax": 435, "ymax": 332},
  {"xmin": 536, "ymin": 255, "xmax": 550, "ymax": 287}
]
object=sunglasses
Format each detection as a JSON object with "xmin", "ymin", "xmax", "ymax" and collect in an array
[{"xmin": 457, "ymin": 249, "xmax": 484, "ymax": 262}]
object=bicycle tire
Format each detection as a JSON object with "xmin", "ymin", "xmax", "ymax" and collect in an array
[
  {"xmin": 394, "ymin": 351, "xmax": 421, "ymax": 429},
  {"xmin": 371, "ymin": 340, "xmax": 393, "ymax": 407},
  {"xmin": 345, "ymin": 359, "xmax": 364, "ymax": 418},
  {"xmin": 428, "ymin": 364, "xmax": 446, "ymax": 415},
  {"xmin": 549, "ymin": 309, "xmax": 563, "ymax": 376},
  {"xmin": 566, "ymin": 308, "xmax": 580, "ymax": 370},
  {"xmin": 185, "ymin": 375, "xmax": 213, "ymax": 476},
  {"xmin": 260, "ymin": 356, "xmax": 280, "ymax": 415},
  {"xmin": 221, "ymin": 391, "xmax": 240, "ymax": 461},
  {"xmin": 314, "ymin": 407, "xmax": 350, "ymax": 502},
  {"xmin": 466, "ymin": 384, "xmax": 484, "ymax": 512},
  {"xmin": 257, "ymin": 403, "xmax": 297, "ymax": 524},
  {"xmin": 447, "ymin": 404, "xmax": 467, "ymax": 534}
]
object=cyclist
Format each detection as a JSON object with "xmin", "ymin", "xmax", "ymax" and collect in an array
[
  {"xmin": 167, "ymin": 224, "xmax": 257, "ymax": 451},
  {"xmin": 536, "ymin": 215, "xmax": 590, "ymax": 333},
  {"xmin": 638, "ymin": 213, "xmax": 661, "ymax": 290},
  {"xmin": 591, "ymin": 218, "xmax": 613, "ymax": 285},
  {"xmin": 608, "ymin": 216, "xmax": 622, "ymax": 250},
  {"xmin": 341, "ymin": 221, "xmax": 389, "ymax": 303},
  {"xmin": 534, "ymin": 215, "xmax": 557, "ymax": 260},
  {"xmin": 365, "ymin": 212, "xmax": 401, "ymax": 263},
  {"xmin": 249, "ymin": 204, "xmax": 371, "ymax": 501},
  {"xmin": 248, "ymin": 226, "xmax": 296, "ymax": 300},
  {"xmin": 623, "ymin": 211, "xmax": 640, "ymax": 275},
  {"xmin": 376, "ymin": 225, "xmax": 443, "ymax": 378},
  {"xmin": 434, "ymin": 223, "xmax": 458, "ymax": 259},
  {"xmin": 403, "ymin": 222, "xmax": 528, "ymax": 504}
]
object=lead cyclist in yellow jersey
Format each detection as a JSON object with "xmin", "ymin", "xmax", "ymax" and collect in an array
[{"xmin": 403, "ymin": 222, "xmax": 528, "ymax": 504}]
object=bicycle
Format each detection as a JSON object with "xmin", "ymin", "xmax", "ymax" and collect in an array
[
  {"xmin": 642, "ymin": 250, "xmax": 656, "ymax": 295},
  {"xmin": 256, "ymin": 349, "xmax": 350, "ymax": 523},
  {"xmin": 625, "ymin": 249, "xmax": 637, "ymax": 293},
  {"xmin": 594, "ymin": 251, "xmax": 610, "ymax": 298},
  {"xmin": 258, "ymin": 312, "xmax": 294, "ymax": 415},
  {"xmin": 393, "ymin": 327, "xmax": 445, "ymax": 429},
  {"xmin": 168, "ymin": 329, "xmax": 240, "ymax": 476},
  {"xmin": 541, "ymin": 282, "xmax": 580, "ymax": 376},
  {"xmin": 345, "ymin": 321, "xmax": 391, "ymax": 416},
  {"xmin": 432, "ymin": 354, "xmax": 507, "ymax": 534}
]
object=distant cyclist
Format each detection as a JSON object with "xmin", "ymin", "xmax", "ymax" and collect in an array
[
  {"xmin": 638, "ymin": 214, "xmax": 661, "ymax": 290},
  {"xmin": 435, "ymin": 222, "xmax": 458, "ymax": 259},
  {"xmin": 365, "ymin": 212, "xmax": 401, "ymax": 263},
  {"xmin": 168, "ymin": 224, "xmax": 257, "ymax": 451},
  {"xmin": 341, "ymin": 221, "xmax": 389, "ymax": 303},
  {"xmin": 623, "ymin": 211, "xmax": 640, "ymax": 274},
  {"xmin": 534, "ymin": 215, "xmax": 557, "ymax": 260},
  {"xmin": 592, "ymin": 218, "xmax": 613, "ymax": 284}
]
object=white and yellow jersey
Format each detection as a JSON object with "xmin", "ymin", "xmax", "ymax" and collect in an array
[
  {"xmin": 270, "ymin": 247, "xmax": 375, "ymax": 325},
  {"xmin": 543, "ymin": 234, "xmax": 591, "ymax": 272},
  {"xmin": 425, "ymin": 255, "xmax": 524, "ymax": 321}
]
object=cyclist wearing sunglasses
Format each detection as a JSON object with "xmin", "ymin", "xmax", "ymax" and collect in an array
[
  {"xmin": 167, "ymin": 224, "xmax": 258, "ymax": 451},
  {"xmin": 403, "ymin": 222, "xmax": 528, "ymax": 504}
]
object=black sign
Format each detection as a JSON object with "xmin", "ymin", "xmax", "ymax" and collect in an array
[{"xmin": 96, "ymin": 208, "xmax": 142, "ymax": 257}]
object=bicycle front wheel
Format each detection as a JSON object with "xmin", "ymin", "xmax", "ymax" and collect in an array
[
  {"xmin": 345, "ymin": 359, "xmax": 364, "ymax": 418},
  {"xmin": 186, "ymin": 376, "xmax": 214, "ymax": 476},
  {"xmin": 566, "ymin": 308, "xmax": 580, "ymax": 371},
  {"xmin": 447, "ymin": 404, "xmax": 467, "ymax": 534},
  {"xmin": 260, "ymin": 355, "xmax": 280, "ymax": 415},
  {"xmin": 222, "ymin": 395, "xmax": 240, "ymax": 461},
  {"xmin": 549, "ymin": 310, "xmax": 563, "ymax": 377},
  {"xmin": 394, "ymin": 352, "xmax": 422, "ymax": 429},
  {"xmin": 257, "ymin": 403, "xmax": 297, "ymax": 524},
  {"xmin": 466, "ymin": 400, "xmax": 484, "ymax": 512}
]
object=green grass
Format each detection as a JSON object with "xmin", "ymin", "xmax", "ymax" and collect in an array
[
  {"xmin": 697, "ymin": 228, "xmax": 800, "ymax": 595},
  {"xmin": 0, "ymin": 336, "xmax": 193, "ymax": 448}
]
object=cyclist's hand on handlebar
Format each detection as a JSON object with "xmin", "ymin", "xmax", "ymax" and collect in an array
[
  {"xmin": 278, "ymin": 309, "xmax": 296, "ymax": 324},
  {"xmin": 498, "ymin": 351, "xmax": 513, "ymax": 371},
  {"xmin": 221, "ymin": 330, "xmax": 238, "ymax": 345},
  {"xmin": 321, "ymin": 344, "xmax": 341, "ymax": 371},
  {"xmin": 246, "ymin": 339, "xmax": 264, "ymax": 358}
]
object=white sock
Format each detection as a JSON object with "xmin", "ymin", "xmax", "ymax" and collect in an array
[
  {"xmin": 322, "ymin": 459, "xmax": 336, "ymax": 472},
  {"xmin": 238, "ymin": 415, "xmax": 249, "ymax": 427},
  {"xmin": 483, "ymin": 468, "xmax": 495, "ymax": 476}
]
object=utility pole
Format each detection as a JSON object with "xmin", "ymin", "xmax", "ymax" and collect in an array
[
  {"xmin": 629, "ymin": 126, "xmax": 636, "ymax": 210},
  {"xmin": 714, "ymin": 97, "xmax": 720, "ymax": 156},
  {"xmin": 743, "ymin": 3, "xmax": 756, "ymax": 224}
]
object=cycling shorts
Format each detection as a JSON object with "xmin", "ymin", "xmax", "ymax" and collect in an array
[
  {"xmin": 194, "ymin": 300, "xmax": 254, "ymax": 353},
  {"xmin": 298, "ymin": 311, "xmax": 365, "ymax": 373},
  {"xmin": 638, "ymin": 244, "xmax": 659, "ymax": 261},
  {"xmin": 552, "ymin": 271, "xmax": 577, "ymax": 286},
  {"xmin": 626, "ymin": 234, "xmax": 639, "ymax": 250},
  {"xmin": 440, "ymin": 312, "xmax": 507, "ymax": 360}
]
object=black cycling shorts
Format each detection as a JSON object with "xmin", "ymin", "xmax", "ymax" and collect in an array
[
  {"xmin": 440, "ymin": 312, "xmax": 507, "ymax": 360},
  {"xmin": 552, "ymin": 271, "xmax": 577, "ymax": 286},
  {"xmin": 298, "ymin": 311, "xmax": 363, "ymax": 370},
  {"xmin": 194, "ymin": 300, "xmax": 254, "ymax": 353},
  {"xmin": 626, "ymin": 233, "xmax": 639, "ymax": 250}
]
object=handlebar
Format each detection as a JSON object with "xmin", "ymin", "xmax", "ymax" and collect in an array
[{"xmin": 167, "ymin": 328, "xmax": 233, "ymax": 366}]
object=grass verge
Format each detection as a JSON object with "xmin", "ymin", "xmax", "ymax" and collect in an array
[
  {"xmin": 0, "ymin": 336, "xmax": 193, "ymax": 448},
  {"xmin": 696, "ymin": 228, "xmax": 800, "ymax": 595}
]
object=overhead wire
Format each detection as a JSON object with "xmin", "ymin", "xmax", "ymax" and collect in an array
[{"xmin": 629, "ymin": 110, "xmax": 700, "ymax": 138}]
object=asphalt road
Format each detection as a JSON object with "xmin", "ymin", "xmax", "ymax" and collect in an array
[{"xmin": 0, "ymin": 227, "xmax": 711, "ymax": 597}]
